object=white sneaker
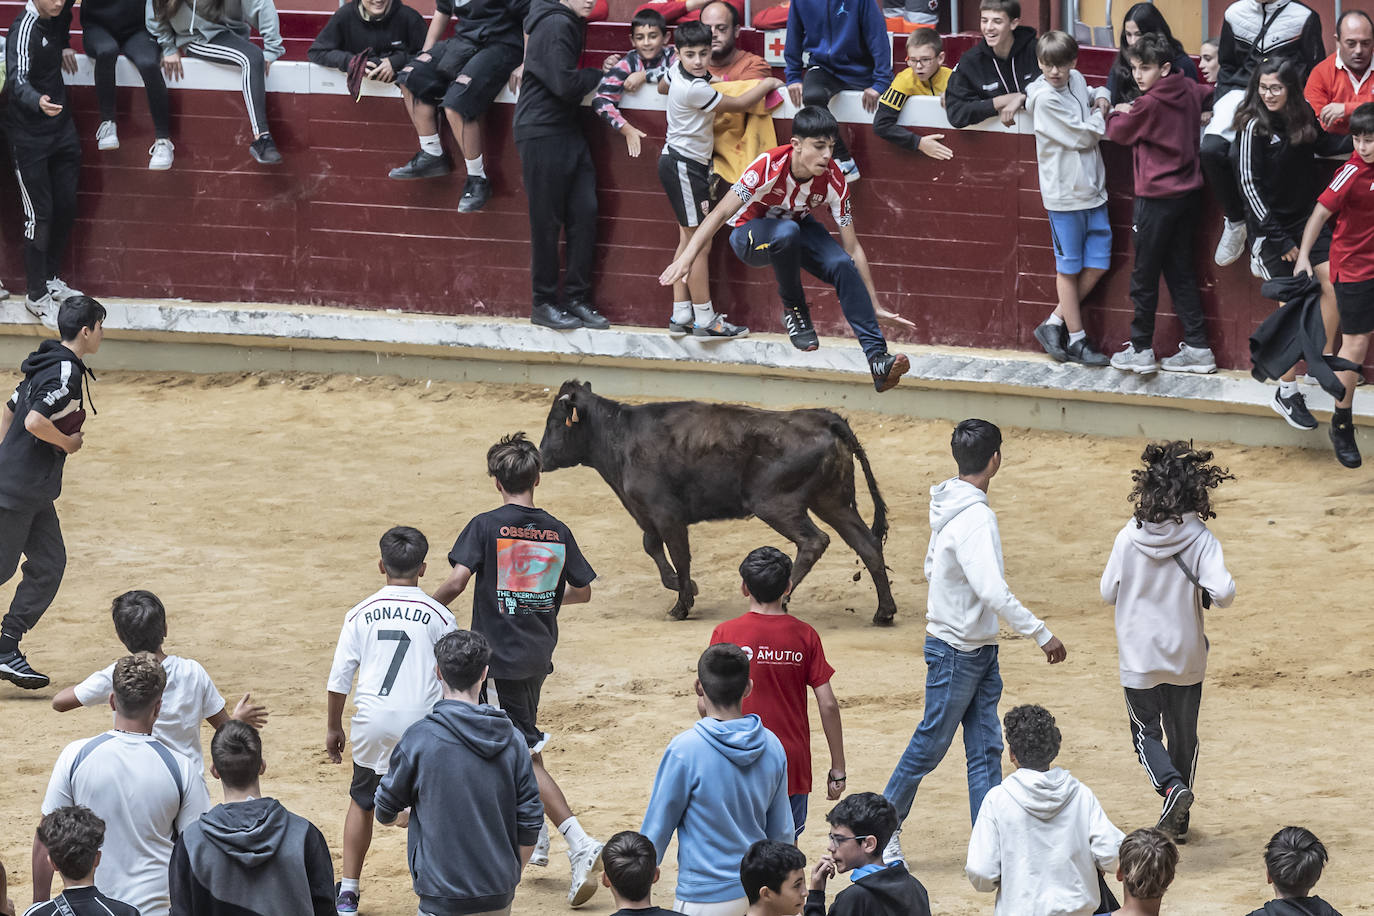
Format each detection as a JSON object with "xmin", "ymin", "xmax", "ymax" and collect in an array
[
  {"xmin": 882, "ymin": 828, "xmax": 905, "ymax": 865},
  {"xmin": 148, "ymin": 138, "xmax": 174, "ymax": 171},
  {"xmin": 1160, "ymin": 343, "xmax": 1217, "ymax": 374},
  {"xmin": 96, "ymin": 120, "xmax": 119, "ymax": 151},
  {"xmin": 46, "ymin": 278, "xmax": 82, "ymax": 302},
  {"xmin": 567, "ymin": 841, "xmax": 604, "ymax": 908},
  {"xmin": 1215, "ymin": 218, "xmax": 1246, "ymax": 266},
  {"xmin": 530, "ymin": 822, "xmax": 550, "ymax": 867},
  {"xmin": 0, "ymin": 282, "xmax": 9, "ymax": 300},
  {"xmin": 1110, "ymin": 342, "xmax": 1159, "ymax": 375},
  {"xmin": 836, "ymin": 157, "xmax": 860, "ymax": 183},
  {"xmin": 25, "ymin": 293, "xmax": 57, "ymax": 330}
]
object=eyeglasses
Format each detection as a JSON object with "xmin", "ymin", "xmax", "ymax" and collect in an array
[
  {"xmin": 827, "ymin": 832, "xmax": 871, "ymax": 846},
  {"xmin": 908, "ymin": 55, "xmax": 938, "ymax": 65},
  {"xmin": 1258, "ymin": 85, "xmax": 1287, "ymax": 97}
]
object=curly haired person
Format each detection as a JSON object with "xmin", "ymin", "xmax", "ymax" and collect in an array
[{"xmin": 1101, "ymin": 441, "xmax": 1236, "ymax": 844}]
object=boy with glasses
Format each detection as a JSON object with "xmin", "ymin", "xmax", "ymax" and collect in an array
[
  {"xmin": 805, "ymin": 793, "xmax": 931, "ymax": 916},
  {"xmin": 872, "ymin": 29, "xmax": 954, "ymax": 158}
]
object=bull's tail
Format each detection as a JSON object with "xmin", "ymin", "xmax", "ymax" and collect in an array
[{"xmin": 830, "ymin": 416, "xmax": 888, "ymax": 544}]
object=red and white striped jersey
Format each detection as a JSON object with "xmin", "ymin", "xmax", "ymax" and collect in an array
[{"xmin": 728, "ymin": 145, "xmax": 854, "ymax": 228}]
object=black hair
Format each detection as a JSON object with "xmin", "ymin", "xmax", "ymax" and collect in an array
[
  {"xmin": 1036, "ymin": 30, "xmax": 1078, "ymax": 67},
  {"xmin": 1118, "ymin": 828, "xmax": 1178, "ymax": 899},
  {"xmin": 979, "ymin": 0, "xmax": 1019, "ymax": 19},
  {"xmin": 1264, "ymin": 826, "xmax": 1328, "ymax": 897},
  {"xmin": 791, "ymin": 105, "xmax": 840, "ymax": 142},
  {"xmin": 57, "ymin": 296, "xmax": 106, "ymax": 342},
  {"xmin": 1109, "ymin": 3, "xmax": 1184, "ymax": 102},
  {"xmin": 740, "ymin": 840, "xmax": 806, "ymax": 904},
  {"xmin": 698, "ymin": 643, "xmax": 750, "ymax": 707},
  {"xmin": 1124, "ymin": 32, "xmax": 1174, "ymax": 69},
  {"xmin": 630, "ymin": 7, "xmax": 666, "ymax": 34},
  {"xmin": 951, "ymin": 418, "xmax": 1001, "ymax": 475},
  {"xmin": 434, "ymin": 630, "xmax": 491, "ymax": 692},
  {"xmin": 825, "ymin": 792, "xmax": 898, "ymax": 851},
  {"xmin": 1129, "ymin": 440, "xmax": 1233, "ymax": 525},
  {"xmin": 1350, "ymin": 101, "xmax": 1374, "ymax": 136},
  {"xmin": 602, "ymin": 830, "xmax": 657, "ymax": 902},
  {"xmin": 1233, "ymin": 58, "xmax": 1317, "ymax": 146},
  {"xmin": 380, "ymin": 525, "xmax": 428, "ymax": 578},
  {"xmin": 487, "ymin": 432, "xmax": 542, "ymax": 494},
  {"xmin": 675, "ymin": 20, "xmax": 711, "ymax": 51},
  {"xmin": 110, "ymin": 589, "xmax": 167, "ymax": 654},
  {"xmin": 211, "ymin": 720, "xmax": 263, "ymax": 790},
  {"xmin": 700, "ymin": 0, "xmax": 738, "ymax": 29},
  {"xmin": 1003, "ymin": 704, "xmax": 1061, "ymax": 770},
  {"xmin": 37, "ymin": 806, "xmax": 105, "ymax": 881},
  {"xmin": 1339, "ymin": 9, "xmax": 1374, "ymax": 37},
  {"xmin": 739, "ymin": 546, "xmax": 791, "ymax": 604}
]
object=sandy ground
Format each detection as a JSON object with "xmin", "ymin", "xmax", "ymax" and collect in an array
[{"xmin": 1, "ymin": 371, "xmax": 1371, "ymax": 916}]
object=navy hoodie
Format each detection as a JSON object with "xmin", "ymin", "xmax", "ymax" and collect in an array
[
  {"xmin": 0, "ymin": 341, "xmax": 90, "ymax": 511},
  {"xmin": 375, "ymin": 700, "xmax": 544, "ymax": 916},
  {"xmin": 513, "ymin": 0, "xmax": 603, "ymax": 142},
  {"xmin": 169, "ymin": 797, "xmax": 336, "ymax": 916},
  {"xmin": 782, "ymin": 0, "xmax": 893, "ymax": 93}
]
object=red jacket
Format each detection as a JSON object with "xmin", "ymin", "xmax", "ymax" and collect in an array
[
  {"xmin": 1303, "ymin": 52, "xmax": 1374, "ymax": 134},
  {"xmin": 633, "ymin": 0, "xmax": 743, "ymax": 24},
  {"xmin": 1105, "ymin": 72, "xmax": 1214, "ymax": 198}
]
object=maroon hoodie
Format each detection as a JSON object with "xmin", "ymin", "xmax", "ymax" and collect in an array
[{"xmin": 1105, "ymin": 71, "xmax": 1214, "ymax": 198}]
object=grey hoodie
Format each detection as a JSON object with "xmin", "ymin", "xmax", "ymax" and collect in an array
[
  {"xmin": 375, "ymin": 700, "xmax": 544, "ymax": 916},
  {"xmin": 1101, "ymin": 516, "xmax": 1235, "ymax": 689},
  {"xmin": 145, "ymin": 0, "xmax": 284, "ymax": 61}
]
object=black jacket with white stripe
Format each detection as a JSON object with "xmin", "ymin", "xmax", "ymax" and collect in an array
[
  {"xmin": 1216, "ymin": 0, "xmax": 1325, "ymax": 97},
  {"xmin": 22, "ymin": 886, "xmax": 139, "ymax": 916},
  {"xmin": 1231, "ymin": 111, "xmax": 1346, "ymax": 252},
  {"xmin": 4, "ymin": 0, "xmax": 73, "ymax": 137},
  {"xmin": 0, "ymin": 340, "xmax": 89, "ymax": 510}
]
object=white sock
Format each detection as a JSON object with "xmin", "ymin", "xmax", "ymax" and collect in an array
[
  {"xmin": 693, "ymin": 300, "xmax": 716, "ymax": 327},
  {"xmin": 340, "ymin": 878, "xmax": 360, "ymax": 894},
  {"xmin": 1279, "ymin": 380, "xmax": 1299, "ymax": 398},
  {"xmin": 466, "ymin": 155, "xmax": 486, "ymax": 178},
  {"xmin": 419, "ymin": 134, "xmax": 442, "ymax": 156},
  {"xmin": 558, "ymin": 816, "xmax": 593, "ymax": 854},
  {"xmin": 1068, "ymin": 329, "xmax": 1086, "ymax": 344},
  {"xmin": 672, "ymin": 300, "xmax": 692, "ymax": 324},
  {"xmin": 1046, "ymin": 313, "xmax": 1065, "ymax": 326}
]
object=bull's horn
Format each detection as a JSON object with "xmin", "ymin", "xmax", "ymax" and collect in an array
[{"xmin": 558, "ymin": 393, "xmax": 571, "ymax": 402}]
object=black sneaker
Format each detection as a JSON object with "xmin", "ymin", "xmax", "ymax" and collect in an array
[
  {"xmin": 531, "ymin": 303, "xmax": 582, "ymax": 331},
  {"xmin": 1175, "ymin": 811, "xmax": 1191, "ymax": 845},
  {"xmin": 1156, "ymin": 785, "xmax": 1194, "ymax": 839},
  {"xmin": 566, "ymin": 301, "xmax": 610, "ymax": 330},
  {"xmin": 1272, "ymin": 389, "xmax": 1318, "ymax": 431},
  {"xmin": 870, "ymin": 352, "xmax": 910, "ymax": 392},
  {"xmin": 1033, "ymin": 321, "xmax": 1068, "ymax": 361},
  {"xmin": 0, "ymin": 649, "xmax": 50, "ymax": 689},
  {"xmin": 667, "ymin": 318, "xmax": 693, "ymax": 337},
  {"xmin": 1330, "ymin": 417, "xmax": 1362, "ymax": 468},
  {"xmin": 693, "ymin": 315, "xmax": 749, "ymax": 339},
  {"xmin": 457, "ymin": 175, "xmax": 491, "ymax": 213},
  {"xmin": 388, "ymin": 150, "xmax": 451, "ymax": 180},
  {"xmin": 1065, "ymin": 337, "xmax": 1110, "ymax": 367},
  {"xmin": 249, "ymin": 133, "xmax": 282, "ymax": 165},
  {"xmin": 781, "ymin": 304, "xmax": 819, "ymax": 351}
]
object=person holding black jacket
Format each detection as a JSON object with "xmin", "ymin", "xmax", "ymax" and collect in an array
[
  {"xmin": 944, "ymin": 0, "xmax": 1039, "ymax": 128},
  {"xmin": 308, "ymin": 0, "xmax": 425, "ymax": 88},
  {"xmin": 515, "ymin": 0, "xmax": 614, "ymax": 331},
  {"xmin": 0, "ymin": 296, "xmax": 104, "ymax": 691}
]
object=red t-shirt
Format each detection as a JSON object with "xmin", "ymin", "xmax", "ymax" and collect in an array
[
  {"xmin": 1319, "ymin": 154, "xmax": 1374, "ymax": 282},
  {"xmin": 710, "ymin": 611, "xmax": 835, "ymax": 795},
  {"xmin": 728, "ymin": 145, "xmax": 853, "ymax": 229}
]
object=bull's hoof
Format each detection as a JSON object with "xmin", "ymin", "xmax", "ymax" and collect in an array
[
  {"xmin": 668, "ymin": 603, "xmax": 691, "ymax": 621},
  {"xmin": 872, "ymin": 609, "xmax": 896, "ymax": 627},
  {"xmin": 663, "ymin": 580, "xmax": 700, "ymax": 596}
]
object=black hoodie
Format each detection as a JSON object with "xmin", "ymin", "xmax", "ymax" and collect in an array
[
  {"xmin": 944, "ymin": 25, "xmax": 1039, "ymax": 128},
  {"xmin": 0, "ymin": 341, "xmax": 90, "ymax": 511},
  {"xmin": 1246, "ymin": 896, "xmax": 1344, "ymax": 916},
  {"xmin": 512, "ymin": 0, "xmax": 603, "ymax": 142},
  {"xmin": 375, "ymin": 700, "xmax": 544, "ymax": 916},
  {"xmin": 306, "ymin": 0, "xmax": 426, "ymax": 73},
  {"xmin": 804, "ymin": 863, "xmax": 933, "ymax": 916},
  {"xmin": 442, "ymin": 0, "xmax": 530, "ymax": 49},
  {"xmin": 168, "ymin": 797, "xmax": 336, "ymax": 916}
]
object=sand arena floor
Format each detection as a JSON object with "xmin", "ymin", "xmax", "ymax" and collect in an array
[{"xmin": 0, "ymin": 372, "xmax": 1371, "ymax": 915}]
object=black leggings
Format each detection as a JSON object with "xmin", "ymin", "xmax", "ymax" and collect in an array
[
  {"xmin": 183, "ymin": 32, "xmax": 269, "ymax": 137},
  {"xmin": 82, "ymin": 21, "xmax": 171, "ymax": 138},
  {"xmin": 801, "ymin": 66, "xmax": 854, "ymax": 162}
]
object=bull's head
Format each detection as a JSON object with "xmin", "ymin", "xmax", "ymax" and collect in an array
[{"xmin": 538, "ymin": 380, "xmax": 594, "ymax": 471}]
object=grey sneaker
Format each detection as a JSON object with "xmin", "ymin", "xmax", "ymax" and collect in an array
[
  {"xmin": 96, "ymin": 119, "xmax": 119, "ymax": 151},
  {"xmin": 882, "ymin": 828, "xmax": 905, "ymax": 865},
  {"xmin": 667, "ymin": 318, "xmax": 693, "ymax": 337},
  {"xmin": 47, "ymin": 278, "xmax": 82, "ymax": 302},
  {"xmin": 25, "ymin": 293, "xmax": 58, "ymax": 330},
  {"xmin": 693, "ymin": 315, "xmax": 748, "ymax": 338},
  {"xmin": 1110, "ymin": 343, "xmax": 1158, "ymax": 375},
  {"xmin": 1215, "ymin": 218, "xmax": 1246, "ymax": 266},
  {"xmin": 1160, "ymin": 343, "xmax": 1217, "ymax": 374}
]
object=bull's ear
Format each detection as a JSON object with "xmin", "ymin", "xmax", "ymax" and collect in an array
[{"xmin": 582, "ymin": 381, "xmax": 592, "ymax": 391}]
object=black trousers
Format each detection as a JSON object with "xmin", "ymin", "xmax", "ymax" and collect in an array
[
  {"xmin": 184, "ymin": 32, "xmax": 269, "ymax": 137},
  {"xmin": 1124, "ymin": 683, "xmax": 1201, "ymax": 798},
  {"xmin": 801, "ymin": 67, "xmax": 854, "ymax": 163},
  {"xmin": 10, "ymin": 120, "xmax": 81, "ymax": 300},
  {"xmin": 1200, "ymin": 133, "xmax": 1245, "ymax": 222},
  {"xmin": 518, "ymin": 132, "xmax": 597, "ymax": 307},
  {"xmin": 0, "ymin": 502, "xmax": 66, "ymax": 642},
  {"xmin": 1130, "ymin": 192, "xmax": 1210, "ymax": 352},
  {"xmin": 83, "ymin": 20, "xmax": 172, "ymax": 138}
]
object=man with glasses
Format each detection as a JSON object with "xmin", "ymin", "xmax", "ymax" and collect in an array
[{"xmin": 806, "ymin": 793, "xmax": 932, "ymax": 916}]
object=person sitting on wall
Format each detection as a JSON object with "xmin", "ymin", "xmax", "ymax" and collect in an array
[
  {"xmin": 308, "ymin": 0, "xmax": 426, "ymax": 95},
  {"xmin": 873, "ymin": 29, "xmax": 954, "ymax": 158},
  {"xmin": 632, "ymin": 0, "xmax": 741, "ymax": 27},
  {"xmin": 944, "ymin": 0, "xmax": 1039, "ymax": 129}
]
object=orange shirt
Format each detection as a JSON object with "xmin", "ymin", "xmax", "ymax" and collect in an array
[
  {"xmin": 709, "ymin": 50, "xmax": 773, "ymax": 82},
  {"xmin": 1304, "ymin": 52, "xmax": 1374, "ymax": 135}
]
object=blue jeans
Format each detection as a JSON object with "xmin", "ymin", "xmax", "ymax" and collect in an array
[
  {"xmin": 727, "ymin": 215, "xmax": 888, "ymax": 361},
  {"xmin": 883, "ymin": 636, "xmax": 1005, "ymax": 827},
  {"xmin": 789, "ymin": 793, "xmax": 807, "ymax": 838}
]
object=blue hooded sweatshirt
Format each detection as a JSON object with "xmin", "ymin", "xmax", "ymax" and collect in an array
[
  {"xmin": 641, "ymin": 715, "xmax": 793, "ymax": 903},
  {"xmin": 783, "ymin": 0, "xmax": 893, "ymax": 93}
]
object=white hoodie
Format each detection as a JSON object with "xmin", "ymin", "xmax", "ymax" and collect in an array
[
  {"xmin": 1026, "ymin": 70, "xmax": 1110, "ymax": 212},
  {"xmin": 925, "ymin": 478, "xmax": 1052, "ymax": 650},
  {"xmin": 966, "ymin": 767, "xmax": 1124, "ymax": 916},
  {"xmin": 1100, "ymin": 516, "xmax": 1236, "ymax": 689}
]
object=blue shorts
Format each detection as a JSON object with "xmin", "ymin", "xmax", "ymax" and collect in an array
[{"xmin": 1047, "ymin": 204, "xmax": 1111, "ymax": 275}]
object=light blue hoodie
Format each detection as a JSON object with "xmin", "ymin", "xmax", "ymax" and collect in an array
[{"xmin": 641, "ymin": 714, "xmax": 793, "ymax": 903}]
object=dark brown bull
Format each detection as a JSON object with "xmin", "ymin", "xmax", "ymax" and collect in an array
[{"xmin": 538, "ymin": 381, "xmax": 897, "ymax": 624}]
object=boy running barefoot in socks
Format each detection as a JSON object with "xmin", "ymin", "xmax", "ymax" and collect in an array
[
  {"xmin": 600, "ymin": 830, "xmax": 688, "ymax": 916},
  {"xmin": 434, "ymin": 432, "xmax": 603, "ymax": 907},
  {"xmin": 1245, "ymin": 827, "xmax": 1343, "ymax": 916},
  {"xmin": 806, "ymin": 793, "xmax": 931, "ymax": 916},
  {"xmin": 1112, "ymin": 828, "xmax": 1177, "ymax": 916},
  {"xmin": 742, "ymin": 841, "xmax": 808, "ymax": 916},
  {"xmin": 24, "ymin": 806, "xmax": 138, "ymax": 916}
]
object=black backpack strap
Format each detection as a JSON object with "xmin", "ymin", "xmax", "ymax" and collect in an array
[{"xmin": 1172, "ymin": 554, "xmax": 1212, "ymax": 609}]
